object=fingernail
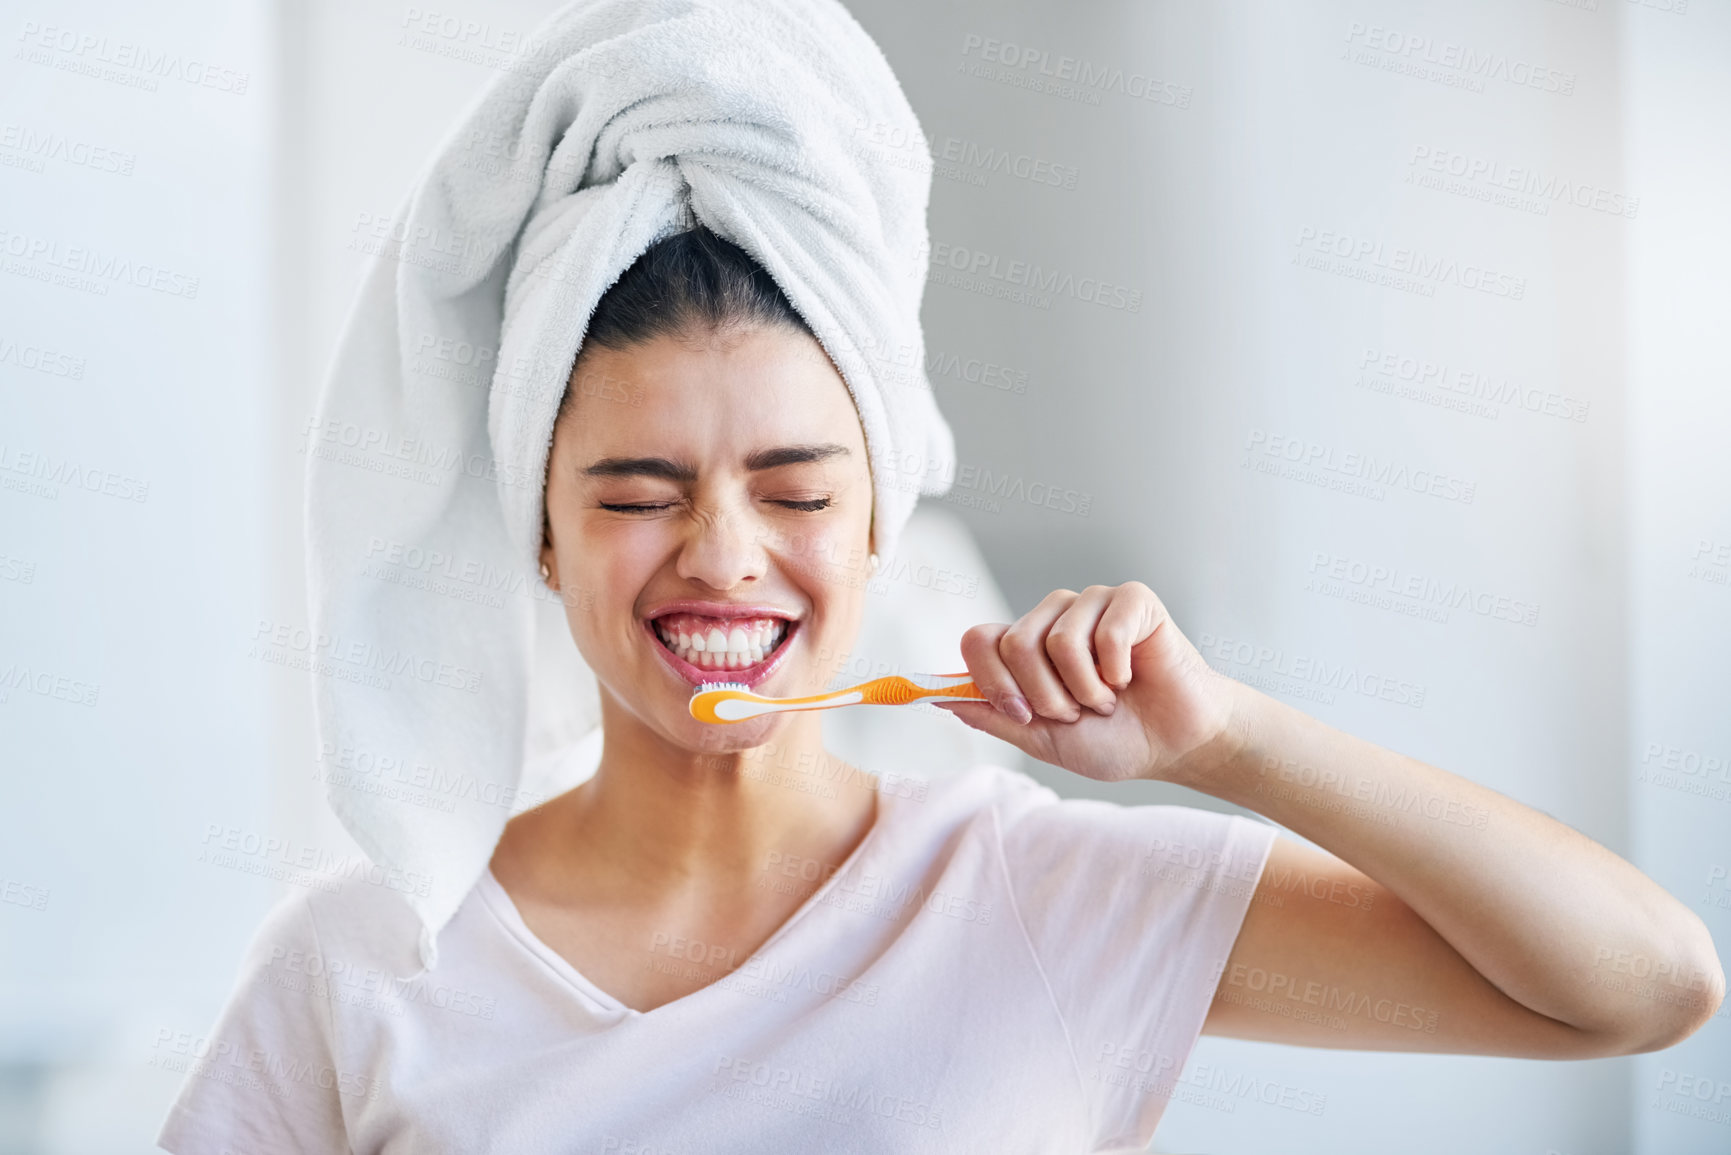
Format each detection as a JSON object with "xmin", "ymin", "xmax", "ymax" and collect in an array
[
  {"xmin": 1001, "ymin": 695, "xmax": 1033, "ymax": 725},
  {"xmin": 1096, "ymin": 699, "xmax": 1115, "ymax": 716}
]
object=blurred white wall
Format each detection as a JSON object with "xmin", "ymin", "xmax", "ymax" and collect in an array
[
  {"xmin": 0, "ymin": 2, "xmax": 276, "ymax": 1152},
  {"xmin": 1622, "ymin": 3, "xmax": 1731, "ymax": 1151},
  {"xmin": 1, "ymin": 1, "xmax": 1727, "ymax": 1153}
]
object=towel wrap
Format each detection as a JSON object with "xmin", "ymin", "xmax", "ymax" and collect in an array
[{"xmin": 304, "ymin": 0, "xmax": 955, "ymax": 970}]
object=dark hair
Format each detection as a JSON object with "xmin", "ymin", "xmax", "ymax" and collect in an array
[{"xmin": 577, "ymin": 223, "xmax": 814, "ymax": 359}]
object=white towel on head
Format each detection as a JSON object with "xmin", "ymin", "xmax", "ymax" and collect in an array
[{"xmin": 305, "ymin": 0, "xmax": 955, "ymax": 971}]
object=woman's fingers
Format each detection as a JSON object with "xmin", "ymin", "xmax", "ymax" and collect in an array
[
  {"xmin": 956, "ymin": 621, "xmax": 1032, "ymax": 723},
  {"xmin": 957, "ymin": 584, "xmax": 1158, "ymax": 726},
  {"xmin": 1044, "ymin": 585, "xmax": 1121, "ymax": 716},
  {"xmin": 1093, "ymin": 581, "xmax": 1159, "ymax": 689},
  {"xmin": 996, "ymin": 589, "xmax": 1086, "ymax": 722}
]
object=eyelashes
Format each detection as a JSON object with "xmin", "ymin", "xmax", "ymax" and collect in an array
[{"xmin": 598, "ymin": 497, "xmax": 834, "ymax": 514}]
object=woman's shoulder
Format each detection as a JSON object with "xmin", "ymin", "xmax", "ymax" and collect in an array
[
  {"xmin": 902, "ymin": 760, "xmax": 1057, "ymax": 828},
  {"xmin": 912, "ymin": 761, "xmax": 1239, "ymax": 840},
  {"xmin": 235, "ymin": 868, "xmax": 432, "ymax": 981},
  {"xmin": 933, "ymin": 762, "xmax": 1276, "ymax": 873},
  {"xmin": 934, "ymin": 760, "xmax": 1054, "ymax": 805}
]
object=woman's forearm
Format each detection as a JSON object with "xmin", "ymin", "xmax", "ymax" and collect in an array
[{"xmin": 1169, "ymin": 679, "xmax": 1726, "ymax": 1047}]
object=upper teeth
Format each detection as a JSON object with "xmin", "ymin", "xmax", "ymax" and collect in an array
[{"xmin": 653, "ymin": 614, "xmax": 789, "ymax": 670}]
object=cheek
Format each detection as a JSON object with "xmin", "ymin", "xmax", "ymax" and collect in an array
[
  {"xmin": 773, "ymin": 522, "xmax": 868, "ymax": 594},
  {"xmin": 561, "ymin": 511, "xmax": 664, "ymax": 577},
  {"xmin": 555, "ymin": 520, "xmax": 661, "ymax": 651},
  {"xmin": 782, "ymin": 528, "xmax": 870, "ymax": 668}
]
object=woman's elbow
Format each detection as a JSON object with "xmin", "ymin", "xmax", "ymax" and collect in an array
[{"xmin": 1600, "ymin": 915, "xmax": 1726, "ymax": 1055}]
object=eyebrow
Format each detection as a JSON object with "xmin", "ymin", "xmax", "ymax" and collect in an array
[{"xmin": 581, "ymin": 443, "xmax": 851, "ymax": 482}]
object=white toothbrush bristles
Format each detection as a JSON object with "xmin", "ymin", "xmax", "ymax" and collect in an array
[{"xmin": 693, "ymin": 680, "xmax": 752, "ymax": 696}]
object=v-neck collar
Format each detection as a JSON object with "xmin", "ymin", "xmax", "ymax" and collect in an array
[{"xmin": 477, "ymin": 787, "xmax": 895, "ymax": 1018}]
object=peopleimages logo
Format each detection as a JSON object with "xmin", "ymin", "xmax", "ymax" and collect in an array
[
  {"xmin": 299, "ymin": 417, "xmax": 537, "ymax": 490},
  {"xmin": 149, "ymin": 1031, "xmax": 384, "ymax": 1102},
  {"xmin": 1688, "ymin": 538, "xmax": 1730, "ymax": 589},
  {"xmin": 14, "ymin": 21, "xmax": 251, "ymax": 94},
  {"xmin": 0, "ymin": 333, "xmax": 86, "ymax": 379},
  {"xmin": 1637, "ymin": 740, "xmax": 1730, "ymax": 805},
  {"xmin": 1406, "ymin": 145, "xmax": 1638, "ymax": 219},
  {"xmin": 1305, "ymin": 551, "xmax": 1541, "ymax": 628},
  {"xmin": 0, "ymin": 877, "xmax": 50, "ymax": 912},
  {"xmin": 711, "ymin": 1057, "xmax": 944, "ymax": 1131},
  {"xmin": 1355, "ymin": 347, "xmax": 1590, "ymax": 424},
  {"xmin": 958, "ymin": 33, "xmax": 1192, "ymax": 108},
  {"xmin": 249, "ymin": 618, "xmax": 484, "ymax": 695},
  {"xmin": 0, "ymin": 122, "xmax": 136, "ymax": 176},
  {"xmin": 0, "ymin": 443, "xmax": 149, "ymax": 503},
  {"xmin": 199, "ymin": 824, "xmax": 435, "ymax": 898},
  {"xmin": 315, "ymin": 738, "xmax": 544, "ymax": 813},
  {"xmin": 0, "ymin": 661, "xmax": 100, "ymax": 707},
  {"xmin": 1292, "ymin": 226, "xmax": 1526, "ymax": 301},
  {"xmin": 1218, "ymin": 961, "xmax": 1441, "ymax": 1033},
  {"xmin": 1342, "ymin": 22, "xmax": 1576, "ymax": 95},
  {"xmin": 0, "ymin": 225, "xmax": 200, "ymax": 298},
  {"xmin": 1243, "ymin": 427, "xmax": 1478, "ymax": 505},
  {"xmin": 1196, "ymin": 631, "xmax": 1427, "ymax": 709},
  {"xmin": 931, "ymin": 135, "xmax": 1079, "ymax": 190},
  {"xmin": 925, "ymin": 238, "xmax": 1143, "ymax": 313}
]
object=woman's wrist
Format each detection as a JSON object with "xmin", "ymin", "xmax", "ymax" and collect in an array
[{"xmin": 1148, "ymin": 673, "xmax": 1264, "ymax": 795}]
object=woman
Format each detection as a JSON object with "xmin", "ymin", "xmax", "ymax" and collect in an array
[
  {"xmin": 157, "ymin": 222, "xmax": 1721, "ymax": 1155},
  {"xmin": 158, "ymin": 1, "xmax": 1721, "ymax": 1151}
]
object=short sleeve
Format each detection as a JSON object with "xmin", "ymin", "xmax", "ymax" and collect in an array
[
  {"xmin": 1000, "ymin": 797, "xmax": 1276, "ymax": 1151},
  {"xmin": 155, "ymin": 890, "xmax": 352, "ymax": 1154}
]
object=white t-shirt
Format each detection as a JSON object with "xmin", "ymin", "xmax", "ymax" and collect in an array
[{"xmin": 156, "ymin": 763, "xmax": 1275, "ymax": 1154}]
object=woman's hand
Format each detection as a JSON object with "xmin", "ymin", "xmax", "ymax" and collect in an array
[{"xmin": 933, "ymin": 582, "xmax": 1242, "ymax": 784}]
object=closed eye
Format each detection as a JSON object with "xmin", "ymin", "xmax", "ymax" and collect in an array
[{"xmin": 598, "ymin": 498, "xmax": 833, "ymax": 513}]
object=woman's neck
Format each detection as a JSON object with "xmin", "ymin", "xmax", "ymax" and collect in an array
[{"xmin": 495, "ymin": 702, "xmax": 881, "ymax": 905}]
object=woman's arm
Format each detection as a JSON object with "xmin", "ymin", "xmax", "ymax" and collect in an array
[
  {"xmin": 1192, "ymin": 682, "xmax": 1723, "ymax": 1055},
  {"xmin": 936, "ymin": 583, "xmax": 1726, "ymax": 1057}
]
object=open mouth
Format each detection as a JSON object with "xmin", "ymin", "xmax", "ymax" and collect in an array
[{"xmin": 646, "ymin": 610, "xmax": 800, "ymax": 688}]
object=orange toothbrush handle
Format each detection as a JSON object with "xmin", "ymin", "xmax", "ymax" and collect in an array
[{"xmin": 856, "ymin": 675, "xmax": 988, "ymax": 706}]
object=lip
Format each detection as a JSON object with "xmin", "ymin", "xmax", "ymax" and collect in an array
[
  {"xmin": 641, "ymin": 606, "xmax": 803, "ymax": 691},
  {"xmin": 643, "ymin": 599, "xmax": 802, "ymax": 622}
]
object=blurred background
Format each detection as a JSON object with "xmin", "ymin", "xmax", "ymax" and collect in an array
[{"xmin": 2, "ymin": 0, "xmax": 1729, "ymax": 1151}]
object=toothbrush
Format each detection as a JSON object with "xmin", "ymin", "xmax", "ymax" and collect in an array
[{"xmin": 689, "ymin": 672, "xmax": 988, "ymax": 724}]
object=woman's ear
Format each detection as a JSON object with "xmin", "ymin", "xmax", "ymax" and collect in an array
[{"xmin": 539, "ymin": 514, "xmax": 559, "ymax": 590}]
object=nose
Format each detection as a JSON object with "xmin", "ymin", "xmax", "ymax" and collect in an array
[{"xmin": 674, "ymin": 498, "xmax": 768, "ymax": 590}]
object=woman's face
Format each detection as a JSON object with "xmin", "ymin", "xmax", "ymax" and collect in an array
[{"xmin": 541, "ymin": 323, "xmax": 876, "ymax": 751}]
